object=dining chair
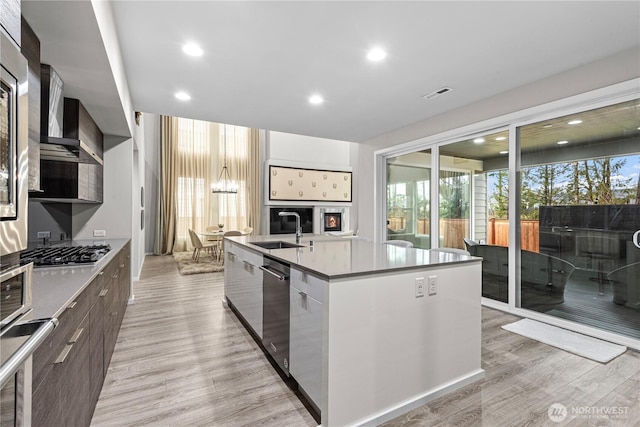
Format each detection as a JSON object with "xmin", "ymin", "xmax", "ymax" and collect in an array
[
  {"xmin": 188, "ymin": 229, "xmax": 216, "ymax": 263},
  {"xmin": 219, "ymin": 230, "xmax": 242, "ymax": 263}
]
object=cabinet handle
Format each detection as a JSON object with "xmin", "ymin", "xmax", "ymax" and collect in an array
[
  {"xmin": 55, "ymin": 344, "xmax": 74, "ymax": 364},
  {"xmin": 99, "ymin": 289, "xmax": 109, "ymax": 297},
  {"xmin": 98, "ymin": 271, "xmax": 104, "ymax": 276},
  {"xmin": 67, "ymin": 301, "xmax": 77, "ymax": 309},
  {"xmin": 110, "ymin": 312, "xmax": 118, "ymax": 317},
  {"xmin": 68, "ymin": 328, "xmax": 84, "ymax": 344},
  {"xmin": 112, "ymin": 273, "xmax": 119, "ymax": 279},
  {"xmin": 119, "ymin": 263, "xmax": 125, "ymax": 268},
  {"xmin": 242, "ymin": 260, "xmax": 253, "ymax": 268},
  {"xmin": 298, "ymin": 291, "xmax": 307, "ymax": 297}
]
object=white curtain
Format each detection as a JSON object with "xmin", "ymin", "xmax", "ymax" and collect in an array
[
  {"xmin": 217, "ymin": 124, "xmax": 249, "ymax": 231},
  {"xmin": 156, "ymin": 117, "xmax": 259, "ymax": 254},
  {"xmin": 173, "ymin": 118, "xmax": 217, "ymax": 252}
]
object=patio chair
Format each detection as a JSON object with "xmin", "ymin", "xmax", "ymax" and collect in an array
[
  {"xmin": 607, "ymin": 262, "xmax": 640, "ymax": 306},
  {"xmin": 520, "ymin": 250, "xmax": 575, "ymax": 308}
]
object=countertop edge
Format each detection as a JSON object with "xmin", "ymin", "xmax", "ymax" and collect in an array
[
  {"xmin": 228, "ymin": 235, "xmax": 482, "ymax": 281},
  {"xmin": 31, "ymin": 238, "xmax": 130, "ymax": 319}
]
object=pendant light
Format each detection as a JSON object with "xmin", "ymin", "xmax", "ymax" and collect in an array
[{"xmin": 211, "ymin": 125, "xmax": 238, "ymax": 194}]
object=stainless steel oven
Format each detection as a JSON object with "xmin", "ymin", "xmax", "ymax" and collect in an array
[
  {"xmin": 0, "ymin": 263, "xmax": 57, "ymax": 427},
  {"xmin": 1, "ymin": 29, "xmax": 29, "ymax": 257}
]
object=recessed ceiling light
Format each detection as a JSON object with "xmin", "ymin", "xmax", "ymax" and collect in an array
[
  {"xmin": 495, "ymin": 136, "xmax": 507, "ymax": 141},
  {"xmin": 182, "ymin": 43, "xmax": 203, "ymax": 57},
  {"xmin": 568, "ymin": 119, "xmax": 582, "ymax": 125},
  {"xmin": 309, "ymin": 95, "xmax": 324, "ymax": 105},
  {"xmin": 499, "ymin": 150, "xmax": 509, "ymax": 154},
  {"xmin": 557, "ymin": 140, "xmax": 569, "ymax": 145},
  {"xmin": 473, "ymin": 138, "xmax": 485, "ymax": 144},
  {"xmin": 175, "ymin": 91, "xmax": 191, "ymax": 101},
  {"xmin": 367, "ymin": 48, "xmax": 387, "ymax": 62}
]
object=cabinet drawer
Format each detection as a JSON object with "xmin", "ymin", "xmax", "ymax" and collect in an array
[
  {"xmin": 227, "ymin": 242, "xmax": 262, "ymax": 268},
  {"xmin": 32, "ymin": 282, "xmax": 91, "ymax": 391},
  {"xmin": 290, "ymin": 268, "xmax": 325, "ymax": 303}
]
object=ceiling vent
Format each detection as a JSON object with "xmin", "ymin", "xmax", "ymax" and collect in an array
[{"xmin": 422, "ymin": 86, "xmax": 453, "ymax": 100}]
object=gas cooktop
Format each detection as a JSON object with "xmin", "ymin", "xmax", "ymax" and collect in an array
[{"xmin": 20, "ymin": 244, "xmax": 111, "ymax": 267}]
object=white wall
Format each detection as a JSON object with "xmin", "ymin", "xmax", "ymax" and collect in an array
[
  {"xmin": 364, "ymin": 48, "xmax": 639, "ymax": 150},
  {"xmin": 268, "ymin": 131, "xmax": 352, "ymax": 167},
  {"xmin": 143, "ymin": 113, "xmax": 160, "ymax": 254},
  {"xmin": 74, "ymin": 136, "xmax": 133, "ymax": 240}
]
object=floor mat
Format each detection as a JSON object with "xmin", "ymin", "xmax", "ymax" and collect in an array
[{"xmin": 502, "ymin": 318, "xmax": 626, "ymax": 363}]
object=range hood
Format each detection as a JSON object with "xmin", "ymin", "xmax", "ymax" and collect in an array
[
  {"xmin": 40, "ymin": 136, "xmax": 103, "ymax": 166},
  {"xmin": 39, "ymin": 64, "xmax": 103, "ymax": 166}
]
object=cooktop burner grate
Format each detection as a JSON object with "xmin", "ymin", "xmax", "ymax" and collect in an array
[{"xmin": 20, "ymin": 244, "xmax": 111, "ymax": 267}]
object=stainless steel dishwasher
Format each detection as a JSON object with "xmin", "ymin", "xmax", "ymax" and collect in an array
[{"xmin": 260, "ymin": 256, "xmax": 291, "ymax": 376}]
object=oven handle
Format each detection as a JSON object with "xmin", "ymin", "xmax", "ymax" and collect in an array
[
  {"xmin": 259, "ymin": 265, "xmax": 289, "ymax": 281},
  {"xmin": 0, "ymin": 318, "xmax": 58, "ymax": 389}
]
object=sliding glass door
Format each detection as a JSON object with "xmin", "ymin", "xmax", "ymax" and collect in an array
[{"xmin": 517, "ymin": 99, "xmax": 640, "ymax": 339}]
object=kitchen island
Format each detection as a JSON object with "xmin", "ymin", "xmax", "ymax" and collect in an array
[{"xmin": 224, "ymin": 235, "xmax": 484, "ymax": 427}]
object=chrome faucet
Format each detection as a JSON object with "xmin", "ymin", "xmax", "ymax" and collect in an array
[{"xmin": 279, "ymin": 211, "xmax": 302, "ymax": 244}]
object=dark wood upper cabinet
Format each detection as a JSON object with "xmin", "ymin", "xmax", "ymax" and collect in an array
[{"xmin": 64, "ymin": 97, "xmax": 104, "ymax": 159}]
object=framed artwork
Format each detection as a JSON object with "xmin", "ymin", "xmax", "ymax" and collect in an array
[{"xmin": 269, "ymin": 165, "xmax": 352, "ymax": 202}]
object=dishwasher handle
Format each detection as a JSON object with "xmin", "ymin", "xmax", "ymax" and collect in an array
[{"xmin": 259, "ymin": 265, "xmax": 289, "ymax": 281}]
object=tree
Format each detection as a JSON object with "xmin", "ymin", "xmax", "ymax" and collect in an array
[{"xmin": 488, "ymin": 170, "xmax": 509, "ymax": 219}]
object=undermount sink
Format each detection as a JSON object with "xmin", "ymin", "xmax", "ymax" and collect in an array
[{"xmin": 250, "ymin": 240, "xmax": 303, "ymax": 250}]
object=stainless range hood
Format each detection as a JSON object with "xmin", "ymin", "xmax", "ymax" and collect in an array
[
  {"xmin": 39, "ymin": 65, "xmax": 102, "ymax": 165},
  {"xmin": 40, "ymin": 136, "xmax": 103, "ymax": 166}
]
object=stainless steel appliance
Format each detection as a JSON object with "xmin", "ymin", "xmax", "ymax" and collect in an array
[
  {"xmin": 1, "ymin": 31, "xmax": 58, "ymax": 427},
  {"xmin": 0, "ymin": 264, "xmax": 57, "ymax": 427},
  {"xmin": 260, "ymin": 256, "xmax": 291, "ymax": 376},
  {"xmin": 1, "ymin": 29, "xmax": 29, "ymax": 257},
  {"xmin": 20, "ymin": 244, "xmax": 111, "ymax": 267}
]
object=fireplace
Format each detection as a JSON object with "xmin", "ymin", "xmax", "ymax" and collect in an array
[{"xmin": 324, "ymin": 212, "xmax": 342, "ymax": 232}]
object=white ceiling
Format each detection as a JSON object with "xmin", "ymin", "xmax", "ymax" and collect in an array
[{"xmin": 21, "ymin": 1, "xmax": 640, "ymax": 143}]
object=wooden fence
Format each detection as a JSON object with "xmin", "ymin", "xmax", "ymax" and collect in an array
[
  {"xmin": 389, "ymin": 216, "xmax": 541, "ymax": 251},
  {"xmin": 488, "ymin": 219, "xmax": 539, "ymax": 252}
]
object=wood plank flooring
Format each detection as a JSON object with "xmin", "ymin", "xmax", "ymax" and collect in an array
[{"xmin": 91, "ymin": 255, "xmax": 640, "ymax": 427}]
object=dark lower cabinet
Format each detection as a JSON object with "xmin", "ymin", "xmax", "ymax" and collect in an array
[{"xmin": 32, "ymin": 241, "xmax": 131, "ymax": 427}]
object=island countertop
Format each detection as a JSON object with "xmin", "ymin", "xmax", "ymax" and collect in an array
[
  {"xmin": 227, "ymin": 234, "xmax": 480, "ymax": 280},
  {"xmin": 30, "ymin": 238, "xmax": 130, "ymax": 319}
]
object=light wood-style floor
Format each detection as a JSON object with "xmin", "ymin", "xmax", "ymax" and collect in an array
[{"xmin": 91, "ymin": 255, "xmax": 640, "ymax": 427}]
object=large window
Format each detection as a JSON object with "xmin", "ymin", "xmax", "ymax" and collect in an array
[
  {"xmin": 172, "ymin": 119, "xmax": 250, "ymax": 250},
  {"xmin": 386, "ymin": 150, "xmax": 431, "ymax": 249}
]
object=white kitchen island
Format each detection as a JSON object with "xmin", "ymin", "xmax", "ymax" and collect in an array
[{"xmin": 223, "ymin": 235, "xmax": 484, "ymax": 427}]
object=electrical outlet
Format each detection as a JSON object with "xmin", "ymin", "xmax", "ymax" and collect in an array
[
  {"xmin": 415, "ymin": 277, "xmax": 425, "ymax": 298},
  {"xmin": 37, "ymin": 231, "xmax": 51, "ymax": 239},
  {"xmin": 93, "ymin": 229, "xmax": 106, "ymax": 237},
  {"xmin": 428, "ymin": 275, "xmax": 437, "ymax": 296}
]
